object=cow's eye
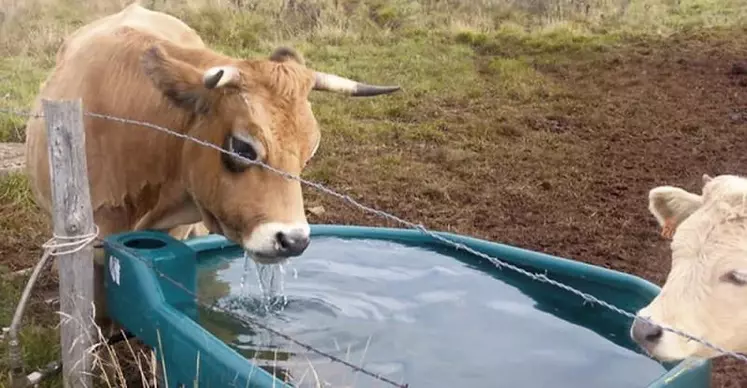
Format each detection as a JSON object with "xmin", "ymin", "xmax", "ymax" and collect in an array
[
  {"xmin": 229, "ymin": 136, "xmax": 257, "ymax": 161},
  {"xmin": 222, "ymin": 134, "xmax": 261, "ymax": 173},
  {"xmin": 723, "ymin": 270, "xmax": 747, "ymax": 286}
]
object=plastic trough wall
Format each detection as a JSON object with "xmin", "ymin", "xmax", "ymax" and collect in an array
[{"xmin": 102, "ymin": 225, "xmax": 713, "ymax": 388}]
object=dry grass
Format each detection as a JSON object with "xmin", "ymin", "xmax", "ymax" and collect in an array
[
  {"xmin": 1, "ymin": 0, "xmax": 745, "ymax": 141},
  {"xmin": 2, "ymin": 0, "xmax": 747, "ymax": 386}
]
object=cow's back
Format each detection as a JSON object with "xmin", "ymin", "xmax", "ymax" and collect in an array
[
  {"xmin": 56, "ymin": 2, "xmax": 205, "ymax": 64},
  {"xmin": 24, "ymin": 3, "xmax": 204, "ymax": 234}
]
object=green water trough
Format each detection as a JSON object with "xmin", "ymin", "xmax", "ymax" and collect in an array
[{"xmin": 102, "ymin": 225, "xmax": 712, "ymax": 388}]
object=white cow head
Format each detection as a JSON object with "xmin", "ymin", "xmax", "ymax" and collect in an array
[{"xmin": 630, "ymin": 174, "xmax": 747, "ymax": 361}]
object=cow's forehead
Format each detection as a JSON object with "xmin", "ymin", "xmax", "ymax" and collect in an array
[
  {"xmin": 238, "ymin": 91, "xmax": 316, "ymax": 139},
  {"xmin": 241, "ymin": 59, "xmax": 314, "ymax": 99},
  {"xmin": 673, "ymin": 206, "xmax": 747, "ymax": 264},
  {"xmin": 703, "ymin": 175, "xmax": 747, "ymax": 201}
]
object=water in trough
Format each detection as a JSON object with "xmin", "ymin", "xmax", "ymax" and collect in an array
[{"xmin": 193, "ymin": 236, "xmax": 668, "ymax": 388}]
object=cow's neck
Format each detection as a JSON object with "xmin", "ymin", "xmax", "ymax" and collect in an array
[{"xmin": 133, "ymin": 190, "xmax": 203, "ymax": 231}]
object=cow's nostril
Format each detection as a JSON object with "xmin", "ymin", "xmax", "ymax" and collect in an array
[
  {"xmin": 631, "ymin": 317, "xmax": 664, "ymax": 345},
  {"xmin": 276, "ymin": 231, "xmax": 289, "ymax": 250},
  {"xmin": 646, "ymin": 326, "xmax": 663, "ymax": 342},
  {"xmin": 275, "ymin": 230, "xmax": 310, "ymax": 256}
]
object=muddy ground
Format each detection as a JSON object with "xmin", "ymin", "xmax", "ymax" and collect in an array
[
  {"xmin": 300, "ymin": 34, "xmax": 747, "ymax": 387},
  {"xmin": 2, "ymin": 31, "xmax": 747, "ymax": 386}
]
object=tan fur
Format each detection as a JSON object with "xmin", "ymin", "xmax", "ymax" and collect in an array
[
  {"xmin": 55, "ymin": 2, "xmax": 205, "ymax": 65},
  {"xmin": 168, "ymin": 222, "xmax": 210, "ymax": 240},
  {"xmin": 634, "ymin": 174, "xmax": 747, "ymax": 361},
  {"xmin": 25, "ymin": 4, "xmax": 326, "ymax": 324},
  {"xmin": 26, "ymin": 8, "xmax": 319, "ymax": 236}
]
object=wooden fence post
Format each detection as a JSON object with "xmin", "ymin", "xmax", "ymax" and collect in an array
[{"xmin": 42, "ymin": 98, "xmax": 96, "ymax": 388}]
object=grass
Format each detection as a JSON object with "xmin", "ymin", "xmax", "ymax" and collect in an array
[{"xmin": 1, "ymin": 0, "xmax": 747, "ymax": 386}]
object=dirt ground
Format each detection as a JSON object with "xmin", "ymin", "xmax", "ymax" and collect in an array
[
  {"xmin": 299, "ymin": 34, "xmax": 747, "ymax": 387},
  {"xmin": 0, "ymin": 143, "xmax": 24, "ymax": 176},
  {"xmin": 2, "ymin": 31, "xmax": 747, "ymax": 387}
]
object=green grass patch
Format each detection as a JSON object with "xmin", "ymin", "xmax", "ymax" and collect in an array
[
  {"xmin": 0, "ymin": 172, "xmax": 37, "ymax": 211},
  {"xmin": 175, "ymin": 6, "xmax": 270, "ymax": 52},
  {"xmin": 303, "ymin": 157, "xmax": 343, "ymax": 184},
  {"xmin": 485, "ymin": 57, "xmax": 558, "ymax": 101},
  {"xmin": 456, "ymin": 22, "xmax": 621, "ymax": 58},
  {"xmin": 0, "ymin": 302, "xmax": 62, "ymax": 388},
  {"xmin": 620, "ymin": 0, "xmax": 747, "ymax": 33},
  {"xmin": 0, "ymin": 261, "xmax": 61, "ymax": 388},
  {"xmin": 0, "ymin": 57, "xmax": 49, "ymax": 142},
  {"xmin": 0, "ymin": 173, "xmax": 45, "ymax": 236}
]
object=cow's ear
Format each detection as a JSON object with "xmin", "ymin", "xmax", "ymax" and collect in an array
[
  {"xmin": 648, "ymin": 186, "xmax": 703, "ymax": 238},
  {"xmin": 269, "ymin": 46, "xmax": 305, "ymax": 65},
  {"xmin": 141, "ymin": 44, "xmax": 233, "ymax": 114}
]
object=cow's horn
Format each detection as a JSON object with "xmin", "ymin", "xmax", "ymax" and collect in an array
[
  {"xmin": 204, "ymin": 66, "xmax": 241, "ymax": 89},
  {"xmin": 313, "ymin": 71, "xmax": 400, "ymax": 97}
]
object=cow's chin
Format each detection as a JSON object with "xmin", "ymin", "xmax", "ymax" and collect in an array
[
  {"xmin": 249, "ymin": 252, "xmax": 290, "ymax": 265},
  {"xmin": 643, "ymin": 332, "xmax": 708, "ymax": 363}
]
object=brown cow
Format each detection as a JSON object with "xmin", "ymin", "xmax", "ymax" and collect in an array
[
  {"xmin": 51, "ymin": 2, "xmax": 213, "ymax": 243},
  {"xmin": 24, "ymin": 2, "xmax": 400, "ymax": 327}
]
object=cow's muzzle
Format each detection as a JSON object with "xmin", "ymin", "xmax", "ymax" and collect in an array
[
  {"xmin": 631, "ymin": 316, "xmax": 664, "ymax": 349},
  {"xmin": 243, "ymin": 222, "xmax": 311, "ymax": 264},
  {"xmin": 276, "ymin": 229, "xmax": 310, "ymax": 256}
]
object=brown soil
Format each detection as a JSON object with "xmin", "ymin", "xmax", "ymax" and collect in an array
[
  {"xmin": 301, "ymin": 34, "xmax": 747, "ymax": 387},
  {"xmin": 4, "ymin": 31, "xmax": 747, "ymax": 386}
]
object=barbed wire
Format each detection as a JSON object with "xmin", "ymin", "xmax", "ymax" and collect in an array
[
  {"xmin": 1, "ymin": 107, "xmax": 407, "ymax": 387},
  {"xmin": 0, "ymin": 107, "xmax": 43, "ymax": 119},
  {"xmin": 94, "ymin": 236, "xmax": 410, "ymax": 388},
  {"xmin": 3, "ymin": 105, "xmax": 747, "ymax": 366},
  {"xmin": 5, "ymin": 215, "xmax": 406, "ymax": 387}
]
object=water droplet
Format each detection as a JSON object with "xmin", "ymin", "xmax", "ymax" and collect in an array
[{"xmin": 239, "ymin": 251, "xmax": 252, "ymax": 297}]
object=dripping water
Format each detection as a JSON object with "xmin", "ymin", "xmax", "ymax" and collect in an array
[
  {"xmin": 239, "ymin": 251, "xmax": 289, "ymax": 312},
  {"xmin": 239, "ymin": 251, "xmax": 252, "ymax": 296}
]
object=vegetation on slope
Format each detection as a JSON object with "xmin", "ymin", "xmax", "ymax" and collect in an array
[{"xmin": 1, "ymin": 0, "xmax": 746, "ymax": 386}]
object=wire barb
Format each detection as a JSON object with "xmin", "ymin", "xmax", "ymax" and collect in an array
[
  {"xmin": 0, "ymin": 107, "xmax": 44, "ymax": 118},
  {"xmin": 79, "ymin": 110, "xmax": 747, "ymax": 363},
  {"xmin": 2, "ymin": 104, "xmax": 747, "ymax": 367},
  {"xmin": 98, "ymin": 237, "xmax": 409, "ymax": 388}
]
